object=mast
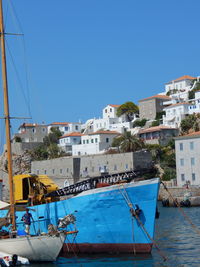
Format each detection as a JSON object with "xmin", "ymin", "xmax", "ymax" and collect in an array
[{"xmin": 0, "ymin": 0, "xmax": 16, "ymax": 231}]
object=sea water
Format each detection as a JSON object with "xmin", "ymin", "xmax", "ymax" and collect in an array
[{"xmin": 29, "ymin": 202, "xmax": 200, "ymax": 267}]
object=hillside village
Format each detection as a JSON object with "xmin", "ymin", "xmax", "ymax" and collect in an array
[{"xmin": 1, "ymin": 74, "xmax": 200, "ymax": 193}]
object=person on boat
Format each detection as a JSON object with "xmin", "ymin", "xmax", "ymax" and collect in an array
[{"xmin": 22, "ymin": 208, "xmax": 33, "ymax": 234}]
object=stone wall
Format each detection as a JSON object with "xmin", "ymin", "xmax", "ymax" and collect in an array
[
  {"xmin": 31, "ymin": 150, "xmax": 153, "ymax": 188},
  {"xmin": 159, "ymin": 185, "xmax": 200, "ymax": 200},
  {"xmin": 11, "ymin": 142, "xmax": 43, "ymax": 155}
]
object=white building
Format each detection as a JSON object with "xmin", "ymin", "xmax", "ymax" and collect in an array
[
  {"xmin": 103, "ymin": 104, "xmax": 120, "ymax": 119},
  {"xmin": 72, "ymin": 130, "xmax": 120, "ymax": 156},
  {"xmin": 48, "ymin": 122, "xmax": 82, "ymax": 135},
  {"xmin": 59, "ymin": 132, "xmax": 83, "ymax": 153},
  {"xmin": 175, "ymin": 131, "xmax": 200, "ymax": 186},
  {"xmin": 165, "ymin": 75, "xmax": 196, "ymax": 95},
  {"xmin": 82, "ymin": 104, "xmax": 135, "ymax": 135},
  {"xmin": 163, "ymin": 103, "xmax": 191, "ymax": 128}
]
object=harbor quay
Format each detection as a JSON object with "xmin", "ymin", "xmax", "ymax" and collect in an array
[{"xmin": 159, "ymin": 183, "xmax": 200, "ymax": 206}]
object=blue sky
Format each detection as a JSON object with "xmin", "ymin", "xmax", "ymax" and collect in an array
[{"xmin": 0, "ymin": 0, "xmax": 200, "ymax": 135}]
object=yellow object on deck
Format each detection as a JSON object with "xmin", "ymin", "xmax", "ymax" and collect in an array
[{"xmin": 13, "ymin": 174, "xmax": 59, "ymax": 205}]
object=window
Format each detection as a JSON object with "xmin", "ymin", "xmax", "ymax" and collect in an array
[
  {"xmin": 106, "ymin": 138, "xmax": 109, "ymax": 143},
  {"xmin": 181, "ymin": 174, "xmax": 185, "ymax": 181},
  {"xmin": 192, "ymin": 173, "xmax": 196, "ymax": 181},
  {"xmin": 86, "ymin": 140, "xmax": 89, "ymax": 144},
  {"xmin": 42, "ymin": 128, "xmax": 46, "ymax": 132},
  {"xmin": 125, "ymin": 164, "xmax": 128, "ymax": 170},
  {"xmin": 179, "ymin": 143, "xmax": 183, "ymax": 151},
  {"xmin": 66, "ymin": 168, "xmax": 69, "ymax": 173},
  {"xmin": 52, "ymin": 169, "xmax": 55, "ymax": 174},
  {"xmin": 110, "ymin": 108, "xmax": 112, "ymax": 112},
  {"xmin": 114, "ymin": 165, "xmax": 117, "ymax": 171},
  {"xmin": 65, "ymin": 126, "xmax": 69, "ymax": 131},
  {"xmin": 105, "ymin": 109, "xmax": 107, "ymax": 113},
  {"xmin": 191, "ymin": 157, "xmax": 195, "ymax": 166},
  {"xmin": 60, "ymin": 169, "xmax": 62, "ymax": 174},
  {"xmin": 180, "ymin": 158, "xmax": 184, "ymax": 166},
  {"xmin": 75, "ymin": 125, "xmax": 78, "ymax": 130},
  {"xmin": 95, "ymin": 138, "xmax": 98, "ymax": 143},
  {"xmin": 44, "ymin": 170, "xmax": 47, "ymax": 174},
  {"xmin": 32, "ymin": 128, "xmax": 36, "ymax": 133},
  {"xmin": 92, "ymin": 167, "xmax": 94, "ymax": 172},
  {"xmin": 83, "ymin": 140, "xmax": 85, "ymax": 144},
  {"xmin": 91, "ymin": 139, "xmax": 94, "ymax": 143},
  {"xmin": 36, "ymin": 170, "xmax": 39, "ymax": 175},
  {"xmin": 190, "ymin": 142, "xmax": 194, "ymax": 150}
]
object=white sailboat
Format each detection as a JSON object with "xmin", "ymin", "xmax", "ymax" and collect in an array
[
  {"xmin": 0, "ymin": 0, "xmax": 70, "ymax": 262},
  {"xmin": 0, "ymin": 233, "xmax": 66, "ymax": 262}
]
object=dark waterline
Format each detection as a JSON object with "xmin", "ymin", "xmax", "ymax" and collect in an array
[{"xmin": 29, "ymin": 202, "xmax": 200, "ymax": 267}]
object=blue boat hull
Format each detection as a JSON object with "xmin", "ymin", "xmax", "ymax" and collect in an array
[{"xmin": 1, "ymin": 178, "xmax": 160, "ymax": 254}]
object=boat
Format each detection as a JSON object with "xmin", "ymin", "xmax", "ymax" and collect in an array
[
  {"xmin": 0, "ymin": 251, "xmax": 29, "ymax": 266},
  {"xmin": 0, "ymin": 174, "xmax": 159, "ymax": 254},
  {"xmin": 0, "ymin": 0, "xmax": 160, "ymax": 256},
  {"xmin": 0, "ymin": 0, "xmax": 74, "ymax": 262}
]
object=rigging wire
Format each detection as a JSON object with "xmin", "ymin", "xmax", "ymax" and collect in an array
[
  {"xmin": 5, "ymin": 0, "xmax": 32, "ymax": 120},
  {"xmin": 5, "ymin": 39, "xmax": 30, "ymax": 112}
]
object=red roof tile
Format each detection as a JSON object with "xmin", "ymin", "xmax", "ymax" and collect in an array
[
  {"xmin": 139, "ymin": 126, "xmax": 177, "ymax": 134},
  {"xmin": 139, "ymin": 95, "xmax": 171, "ymax": 102},
  {"xmin": 167, "ymin": 75, "xmax": 196, "ymax": 84},
  {"xmin": 108, "ymin": 104, "xmax": 120, "ymax": 108},
  {"xmin": 59, "ymin": 132, "xmax": 83, "ymax": 139},
  {"xmin": 19, "ymin": 123, "xmax": 38, "ymax": 128},
  {"xmin": 182, "ymin": 131, "xmax": 200, "ymax": 137},
  {"xmin": 164, "ymin": 102, "xmax": 190, "ymax": 109}
]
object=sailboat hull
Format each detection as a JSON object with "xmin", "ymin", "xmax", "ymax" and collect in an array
[{"xmin": 0, "ymin": 233, "xmax": 65, "ymax": 261}]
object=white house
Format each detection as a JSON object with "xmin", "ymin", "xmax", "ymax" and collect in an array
[
  {"xmin": 82, "ymin": 104, "xmax": 134, "ymax": 135},
  {"xmin": 59, "ymin": 132, "xmax": 83, "ymax": 153},
  {"xmin": 103, "ymin": 104, "xmax": 120, "ymax": 119},
  {"xmin": 163, "ymin": 103, "xmax": 191, "ymax": 128},
  {"xmin": 48, "ymin": 122, "xmax": 82, "ymax": 135},
  {"xmin": 165, "ymin": 75, "xmax": 196, "ymax": 94},
  {"xmin": 72, "ymin": 130, "xmax": 120, "ymax": 156},
  {"xmin": 175, "ymin": 131, "xmax": 200, "ymax": 186}
]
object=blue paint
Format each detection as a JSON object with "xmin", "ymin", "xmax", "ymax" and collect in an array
[{"xmin": 0, "ymin": 178, "xmax": 159, "ymax": 248}]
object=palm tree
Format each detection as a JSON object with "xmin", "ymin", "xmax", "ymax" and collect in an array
[{"xmin": 119, "ymin": 131, "xmax": 144, "ymax": 152}]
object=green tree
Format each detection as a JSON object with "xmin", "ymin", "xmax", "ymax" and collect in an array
[
  {"xmin": 43, "ymin": 127, "xmax": 62, "ymax": 146},
  {"xmin": 31, "ymin": 145, "xmax": 48, "ymax": 161},
  {"xmin": 116, "ymin": 102, "xmax": 139, "ymax": 122},
  {"xmin": 48, "ymin": 143, "xmax": 61, "ymax": 159},
  {"xmin": 31, "ymin": 127, "xmax": 63, "ymax": 160},
  {"xmin": 132, "ymin": 118, "xmax": 147, "ymax": 127},
  {"xmin": 180, "ymin": 114, "xmax": 200, "ymax": 134},
  {"xmin": 151, "ymin": 120, "xmax": 160, "ymax": 127},
  {"xmin": 114, "ymin": 131, "xmax": 144, "ymax": 153}
]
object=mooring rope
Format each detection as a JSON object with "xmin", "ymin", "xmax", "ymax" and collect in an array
[
  {"xmin": 161, "ymin": 181, "xmax": 200, "ymax": 236},
  {"xmin": 118, "ymin": 184, "xmax": 167, "ymax": 262}
]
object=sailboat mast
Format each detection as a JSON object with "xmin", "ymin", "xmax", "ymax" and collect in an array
[{"xmin": 0, "ymin": 0, "xmax": 16, "ymax": 230}]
